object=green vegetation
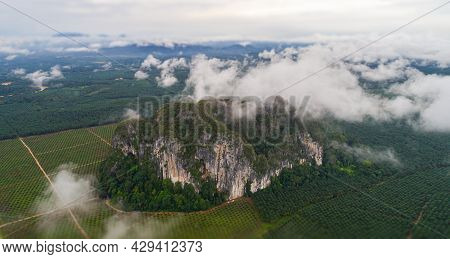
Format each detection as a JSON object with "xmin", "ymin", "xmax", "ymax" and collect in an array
[
  {"xmin": 0, "ymin": 64, "xmax": 186, "ymax": 140},
  {"xmin": 251, "ymin": 120, "xmax": 450, "ymax": 238},
  {"xmin": 252, "ymin": 162, "xmax": 397, "ymax": 222},
  {"xmin": 0, "ymin": 139, "xmax": 49, "ymax": 222},
  {"xmin": 263, "ymin": 167, "xmax": 449, "ymax": 238},
  {"xmin": 97, "ymin": 101, "xmax": 450, "ymax": 239},
  {"xmin": 98, "ymin": 99, "xmax": 315, "ymax": 212},
  {"xmin": 337, "ymin": 120, "xmax": 450, "ymax": 169},
  {"xmin": 1, "ymin": 101, "xmax": 449, "ymax": 239},
  {"xmin": 98, "ymin": 152, "xmax": 227, "ymax": 212},
  {"xmin": 102, "ymin": 198, "xmax": 262, "ymax": 239},
  {"xmin": 1, "ymin": 119, "xmax": 449, "ymax": 238}
]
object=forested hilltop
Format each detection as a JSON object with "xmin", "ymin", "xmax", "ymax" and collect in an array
[{"xmin": 98, "ymin": 97, "xmax": 324, "ymax": 211}]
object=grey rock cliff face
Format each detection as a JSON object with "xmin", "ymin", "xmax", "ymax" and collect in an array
[
  {"xmin": 113, "ymin": 122, "xmax": 323, "ymax": 200},
  {"xmin": 299, "ymin": 133, "xmax": 324, "ymax": 166}
]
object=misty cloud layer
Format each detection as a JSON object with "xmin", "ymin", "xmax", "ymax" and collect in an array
[
  {"xmin": 102, "ymin": 214, "xmax": 178, "ymax": 239},
  {"xmin": 36, "ymin": 165, "xmax": 95, "ymax": 213},
  {"xmin": 332, "ymin": 142, "xmax": 401, "ymax": 166},
  {"xmin": 135, "ymin": 54, "xmax": 187, "ymax": 87},
  {"xmin": 184, "ymin": 42, "xmax": 450, "ymax": 132},
  {"xmin": 123, "ymin": 108, "xmax": 140, "ymax": 120},
  {"xmin": 20, "ymin": 65, "xmax": 64, "ymax": 91}
]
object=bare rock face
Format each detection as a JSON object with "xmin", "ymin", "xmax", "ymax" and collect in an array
[
  {"xmin": 299, "ymin": 133, "xmax": 324, "ymax": 166},
  {"xmin": 113, "ymin": 122, "xmax": 323, "ymax": 200}
]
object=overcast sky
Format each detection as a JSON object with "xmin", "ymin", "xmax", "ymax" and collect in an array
[{"xmin": 0, "ymin": 0, "xmax": 449, "ymax": 41}]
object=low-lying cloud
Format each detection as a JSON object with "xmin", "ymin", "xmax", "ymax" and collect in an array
[
  {"xmin": 0, "ymin": 40, "xmax": 31, "ymax": 60},
  {"xmin": 187, "ymin": 46, "xmax": 413, "ymax": 122},
  {"xmin": 391, "ymin": 74, "xmax": 450, "ymax": 132},
  {"xmin": 332, "ymin": 142, "xmax": 401, "ymax": 166},
  {"xmin": 123, "ymin": 108, "xmax": 140, "ymax": 120},
  {"xmin": 5, "ymin": 55, "xmax": 17, "ymax": 61},
  {"xmin": 185, "ymin": 43, "xmax": 450, "ymax": 132},
  {"xmin": 102, "ymin": 214, "xmax": 179, "ymax": 238},
  {"xmin": 134, "ymin": 70, "xmax": 149, "ymax": 80},
  {"xmin": 135, "ymin": 54, "xmax": 187, "ymax": 87},
  {"xmin": 11, "ymin": 68, "xmax": 26, "ymax": 76},
  {"xmin": 94, "ymin": 61, "xmax": 113, "ymax": 72},
  {"xmin": 23, "ymin": 65, "xmax": 64, "ymax": 91},
  {"xmin": 36, "ymin": 165, "xmax": 95, "ymax": 213},
  {"xmin": 349, "ymin": 58, "xmax": 416, "ymax": 82},
  {"xmin": 34, "ymin": 165, "xmax": 97, "ymax": 237}
]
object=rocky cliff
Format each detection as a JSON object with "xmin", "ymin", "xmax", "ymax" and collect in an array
[{"xmin": 112, "ymin": 99, "xmax": 323, "ymax": 200}]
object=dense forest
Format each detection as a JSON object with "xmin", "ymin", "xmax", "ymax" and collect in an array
[{"xmin": 98, "ymin": 151, "xmax": 227, "ymax": 212}]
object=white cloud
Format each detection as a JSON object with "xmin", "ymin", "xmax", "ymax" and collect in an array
[
  {"xmin": 34, "ymin": 165, "xmax": 96, "ymax": 236},
  {"xmin": 301, "ymin": 34, "xmax": 450, "ymax": 68},
  {"xmin": 102, "ymin": 214, "xmax": 178, "ymax": 238},
  {"xmin": 332, "ymin": 142, "xmax": 401, "ymax": 166},
  {"xmin": 12, "ymin": 68, "xmax": 26, "ymax": 75},
  {"xmin": 134, "ymin": 70, "xmax": 149, "ymax": 80},
  {"xmin": 36, "ymin": 165, "xmax": 94, "ymax": 213},
  {"xmin": 0, "ymin": 45, "xmax": 30, "ymax": 55},
  {"xmin": 108, "ymin": 40, "xmax": 132, "ymax": 47},
  {"xmin": 94, "ymin": 61, "xmax": 113, "ymax": 72},
  {"xmin": 392, "ymin": 74, "xmax": 450, "ymax": 131},
  {"xmin": 50, "ymin": 65, "xmax": 63, "ymax": 78},
  {"xmin": 64, "ymin": 47, "xmax": 98, "ymax": 52},
  {"xmin": 157, "ymin": 74, "xmax": 178, "ymax": 87},
  {"xmin": 0, "ymin": 40, "xmax": 31, "ymax": 60},
  {"xmin": 156, "ymin": 58, "xmax": 187, "ymax": 87},
  {"xmin": 136, "ymin": 55, "xmax": 187, "ymax": 87},
  {"xmin": 350, "ymin": 58, "xmax": 417, "ymax": 82},
  {"xmin": 258, "ymin": 48, "xmax": 300, "ymax": 63},
  {"xmin": 89, "ymin": 43, "xmax": 103, "ymax": 49},
  {"xmin": 102, "ymin": 62, "xmax": 112, "ymax": 70},
  {"xmin": 24, "ymin": 65, "xmax": 64, "ymax": 91},
  {"xmin": 186, "ymin": 44, "xmax": 450, "ymax": 131},
  {"xmin": 5, "ymin": 55, "xmax": 17, "ymax": 61},
  {"xmin": 140, "ymin": 54, "xmax": 161, "ymax": 69},
  {"xmin": 123, "ymin": 108, "xmax": 140, "ymax": 120},
  {"xmin": 187, "ymin": 54, "xmax": 240, "ymax": 98},
  {"xmin": 258, "ymin": 49, "xmax": 277, "ymax": 60},
  {"xmin": 188, "ymin": 46, "xmax": 412, "ymax": 122}
]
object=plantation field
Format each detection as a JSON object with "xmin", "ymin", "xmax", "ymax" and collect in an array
[
  {"xmin": 101, "ymin": 198, "xmax": 262, "ymax": 238},
  {"xmin": 0, "ymin": 124, "xmax": 263, "ymax": 238},
  {"xmin": 264, "ymin": 167, "xmax": 450, "ymax": 239},
  {"xmin": 0, "ymin": 139, "xmax": 49, "ymax": 222}
]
